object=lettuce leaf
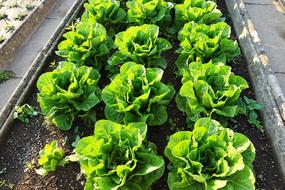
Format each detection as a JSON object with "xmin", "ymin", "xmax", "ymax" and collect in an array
[
  {"xmin": 176, "ymin": 22, "xmax": 240, "ymax": 72},
  {"xmin": 76, "ymin": 120, "xmax": 165, "ymax": 190},
  {"xmin": 108, "ymin": 24, "xmax": 172, "ymax": 71},
  {"xmin": 56, "ymin": 21, "xmax": 113, "ymax": 69},
  {"xmin": 165, "ymin": 118, "xmax": 255, "ymax": 190},
  {"xmin": 176, "ymin": 62, "xmax": 248, "ymax": 125},
  {"xmin": 37, "ymin": 62, "xmax": 101, "ymax": 130},
  {"xmin": 82, "ymin": 0, "xmax": 127, "ymax": 36},
  {"xmin": 127, "ymin": 0, "xmax": 173, "ymax": 28},
  {"xmin": 103, "ymin": 62, "xmax": 175, "ymax": 126}
]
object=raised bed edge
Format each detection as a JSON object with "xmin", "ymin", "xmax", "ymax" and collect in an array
[
  {"xmin": 0, "ymin": 0, "xmax": 85, "ymax": 144},
  {"xmin": 225, "ymin": 0, "xmax": 285, "ymax": 180},
  {"xmin": 0, "ymin": 0, "xmax": 57, "ymax": 66}
]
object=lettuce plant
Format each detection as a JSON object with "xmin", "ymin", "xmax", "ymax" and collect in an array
[
  {"xmin": 127, "ymin": 0, "xmax": 173, "ymax": 27},
  {"xmin": 176, "ymin": 22, "xmax": 240, "ymax": 72},
  {"xmin": 165, "ymin": 118, "xmax": 256, "ymax": 190},
  {"xmin": 108, "ymin": 24, "xmax": 172, "ymax": 70},
  {"xmin": 174, "ymin": 0, "xmax": 222, "ymax": 30},
  {"xmin": 56, "ymin": 21, "xmax": 112, "ymax": 69},
  {"xmin": 102, "ymin": 62, "xmax": 175, "ymax": 126},
  {"xmin": 176, "ymin": 62, "xmax": 248, "ymax": 125},
  {"xmin": 36, "ymin": 141, "xmax": 65, "ymax": 176},
  {"xmin": 76, "ymin": 120, "xmax": 165, "ymax": 190},
  {"xmin": 82, "ymin": 0, "xmax": 127, "ymax": 36},
  {"xmin": 37, "ymin": 62, "xmax": 101, "ymax": 130}
]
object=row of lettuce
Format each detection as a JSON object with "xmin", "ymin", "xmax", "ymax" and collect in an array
[{"xmin": 34, "ymin": 0, "xmax": 256, "ymax": 189}]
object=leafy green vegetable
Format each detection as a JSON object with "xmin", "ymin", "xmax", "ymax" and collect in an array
[
  {"xmin": 36, "ymin": 141, "xmax": 65, "ymax": 176},
  {"xmin": 165, "ymin": 118, "xmax": 256, "ymax": 190},
  {"xmin": 127, "ymin": 0, "xmax": 173, "ymax": 28},
  {"xmin": 82, "ymin": 0, "xmax": 127, "ymax": 36},
  {"xmin": 174, "ymin": 0, "xmax": 222, "ymax": 31},
  {"xmin": 108, "ymin": 24, "xmax": 172, "ymax": 71},
  {"xmin": 103, "ymin": 62, "xmax": 175, "ymax": 126},
  {"xmin": 76, "ymin": 120, "xmax": 165, "ymax": 190},
  {"xmin": 37, "ymin": 62, "xmax": 101, "ymax": 130},
  {"xmin": 238, "ymin": 96, "xmax": 263, "ymax": 129},
  {"xmin": 13, "ymin": 104, "xmax": 38, "ymax": 124},
  {"xmin": 176, "ymin": 22, "xmax": 240, "ymax": 72},
  {"xmin": 56, "ymin": 21, "xmax": 113, "ymax": 69},
  {"xmin": 176, "ymin": 62, "xmax": 248, "ymax": 125}
]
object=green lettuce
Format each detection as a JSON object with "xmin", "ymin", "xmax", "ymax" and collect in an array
[
  {"xmin": 174, "ymin": 0, "xmax": 222, "ymax": 30},
  {"xmin": 56, "ymin": 21, "xmax": 113, "ymax": 69},
  {"xmin": 108, "ymin": 24, "xmax": 172, "ymax": 70},
  {"xmin": 36, "ymin": 141, "xmax": 65, "ymax": 176},
  {"xmin": 37, "ymin": 62, "xmax": 101, "ymax": 130},
  {"xmin": 127, "ymin": 0, "xmax": 173, "ymax": 27},
  {"xmin": 82, "ymin": 0, "xmax": 127, "ymax": 36},
  {"xmin": 76, "ymin": 120, "xmax": 165, "ymax": 190},
  {"xmin": 165, "ymin": 118, "xmax": 256, "ymax": 190},
  {"xmin": 102, "ymin": 62, "xmax": 175, "ymax": 126},
  {"xmin": 176, "ymin": 22, "xmax": 240, "ymax": 72},
  {"xmin": 176, "ymin": 62, "xmax": 248, "ymax": 125}
]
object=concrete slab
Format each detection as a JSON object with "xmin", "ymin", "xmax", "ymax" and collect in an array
[
  {"xmin": 0, "ymin": 0, "xmax": 79, "ymax": 110},
  {"xmin": 4, "ymin": 0, "xmax": 78, "ymax": 77},
  {"xmin": 244, "ymin": 0, "xmax": 285, "ymax": 94},
  {"xmin": 0, "ymin": 78, "xmax": 22, "ymax": 108}
]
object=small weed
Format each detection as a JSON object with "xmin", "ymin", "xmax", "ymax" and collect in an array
[
  {"xmin": 8, "ymin": 3, "xmax": 19, "ymax": 8},
  {"xmin": 15, "ymin": 12, "xmax": 27, "ymax": 21},
  {"xmin": 0, "ymin": 35, "xmax": 5, "ymax": 44},
  {"xmin": 24, "ymin": 159, "xmax": 36, "ymax": 172},
  {"xmin": 0, "ymin": 70, "xmax": 13, "ymax": 83},
  {"xmin": 5, "ymin": 24, "xmax": 15, "ymax": 32},
  {"xmin": 0, "ymin": 13, "xmax": 8, "ymax": 20},
  {"xmin": 13, "ymin": 104, "xmax": 39, "ymax": 124},
  {"xmin": 26, "ymin": 4, "xmax": 35, "ymax": 11}
]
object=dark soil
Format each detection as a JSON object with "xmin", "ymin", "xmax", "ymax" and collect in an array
[{"xmin": 0, "ymin": 0, "xmax": 285, "ymax": 190}]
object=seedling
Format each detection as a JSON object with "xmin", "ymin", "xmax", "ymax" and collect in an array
[
  {"xmin": 36, "ymin": 141, "xmax": 65, "ymax": 176},
  {"xmin": 15, "ymin": 13, "xmax": 27, "ymax": 21},
  {"xmin": 0, "ymin": 70, "xmax": 13, "ymax": 83},
  {"xmin": 24, "ymin": 159, "xmax": 36, "ymax": 172},
  {"xmin": 8, "ymin": 2, "xmax": 19, "ymax": 8},
  {"xmin": 13, "ymin": 104, "xmax": 38, "ymax": 124},
  {"xmin": 0, "ymin": 35, "xmax": 5, "ymax": 44},
  {"xmin": 0, "ymin": 13, "xmax": 8, "ymax": 20},
  {"xmin": 5, "ymin": 24, "xmax": 15, "ymax": 32},
  {"xmin": 26, "ymin": 4, "xmax": 35, "ymax": 11}
]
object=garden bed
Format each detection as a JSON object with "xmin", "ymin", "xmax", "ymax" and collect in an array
[{"xmin": 0, "ymin": 0, "xmax": 285, "ymax": 189}]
